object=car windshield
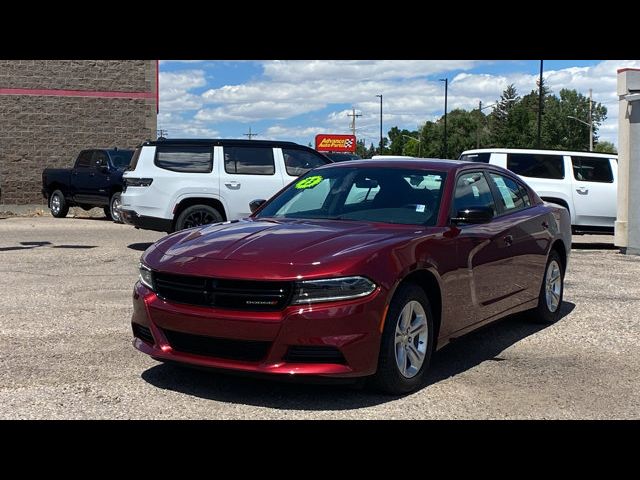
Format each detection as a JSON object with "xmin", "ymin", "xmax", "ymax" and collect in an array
[
  {"xmin": 256, "ymin": 166, "xmax": 446, "ymax": 226},
  {"xmin": 110, "ymin": 150, "xmax": 134, "ymax": 168}
]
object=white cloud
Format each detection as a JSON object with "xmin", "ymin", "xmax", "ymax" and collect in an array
[
  {"xmin": 261, "ymin": 60, "xmax": 479, "ymax": 81},
  {"xmin": 159, "ymin": 69, "xmax": 206, "ymax": 112},
  {"xmin": 157, "ymin": 112, "xmax": 219, "ymax": 138},
  {"xmin": 262, "ymin": 125, "xmax": 324, "ymax": 142}
]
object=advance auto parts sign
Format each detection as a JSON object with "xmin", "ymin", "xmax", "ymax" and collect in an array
[{"xmin": 315, "ymin": 134, "xmax": 356, "ymax": 152}]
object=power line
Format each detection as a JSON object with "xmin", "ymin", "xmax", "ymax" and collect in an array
[{"xmin": 243, "ymin": 126, "xmax": 259, "ymax": 140}]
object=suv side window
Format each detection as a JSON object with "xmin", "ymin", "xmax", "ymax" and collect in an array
[
  {"xmin": 571, "ymin": 156, "xmax": 613, "ymax": 183},
  {"xmin": 283, "ymin": 148, "xmax": 328, "ymax": 176},
  {"xmin": 155, "ymin": 145, "xmax": 213, "ymax": 173},
  {"xmin": 76, "ymin": 151, "xmax": 94, "ymax": 168},
  {"xmin": 453, "ymin": 171, "xmax": 496, "ymax": 217},
  {"xmin": 224, "ymin": 146, "xmax": 275, "ymax": 175},
  {"xmin": 93, "ymin": 150, "xmax": 109, "ymax": 168},
  {"xmin": 507, "ymin": 153, "xmax": 564, "ymax": 179},
  {"xmin": 489, "ymin": 173, "xmax": 531, "ymax": 213}
]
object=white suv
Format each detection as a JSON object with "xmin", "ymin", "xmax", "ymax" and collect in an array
[
  {"xmin": 120, "ymin": 139, "xmax": 331, "ymax": 232},
  {"xmin": 459, "ymin": 148, "xmax": 618, "ymax": 234}
]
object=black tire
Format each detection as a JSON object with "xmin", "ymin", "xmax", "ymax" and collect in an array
[
  {"xmin": 527, "ymin": 249, "xmax": 565, "ymax": 324},
  {"xmin": 106, "ymin": 192, "xmax": 123, "ymax": 223},
  {"xmin": 372, "ymin": 283, "xmax": 434, "ymax": 395},
  {"xmin": 49, "ymin": 190, "xmax": 69, "ymax": 218},
  {"xmin": 175, "ymin": 204, "xmax": 223, "ymax": 231}
]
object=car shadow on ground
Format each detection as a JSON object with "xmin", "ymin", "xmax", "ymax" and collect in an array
[
  {"xmin": 571, "ymin": 242, "xmax": 617, "ymax": 250},
  {"xmin": 128, "ymin": 242, "xmax": 154, "ymax": 252},
  {"xmin": 141, "ymin": 301, "xmax": 575, "ymax": 411}
]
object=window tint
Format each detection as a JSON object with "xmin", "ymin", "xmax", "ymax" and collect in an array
[
  {"xmin": 283, "ymin": 148, "xmax": 328, "ymax": 176},
  {"xmin": 93, "ymin": 151, "xmax": 109, "ymax": 167},
  {"xmin": 489, "ymin": 173, "xmax": 531, "ymax": 213},
  {"xmin": 155, "ymin": 145, "xmax": 212, "ymax": 173},
  {"xmin": 453, "ymin": 172, "xmax": 496, "ymax": 216},
  {"xmin": 224, "ymin": 146, "xmax": 275, "ymax": 175},
  {"xmin": 76, "ymin": 151, "xmax": 93, "ymax": 168},
  {"xmin": 460, "ymin": 152, "xmax": 491, "ymax": 163},
  {"xmin": 572, "ymin": 156, "xmax": 613, "ymax": 183},
  {"xmin": 507, "ymin": 153, "xmax": 564, "ymax": 179},
  {"xmin": 110, "ymin": 150, "xmax": 133, "ymax": 169}
]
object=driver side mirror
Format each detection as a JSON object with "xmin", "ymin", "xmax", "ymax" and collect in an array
[
  {"xmin": 451, "ymin": 206, "xmax": 493, "ymax": 224},
  {"xmin": 249, "ymin": 199, "xmax": 266, "ymax": 214}
]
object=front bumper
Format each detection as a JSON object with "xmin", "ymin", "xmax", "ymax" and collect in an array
[{"xmin": 131, "ymin": 282, "xmax": 385, "ymax": 378}]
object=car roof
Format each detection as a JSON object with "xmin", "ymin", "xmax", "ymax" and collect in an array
[
  {"xmin": 460, "ymin": 147, "xmax": 617, "ymax": 158},
  {"xmin": 142, "ymin": 138, "xmax": 304, "ymax": 148},
  {"xmin": 315, "ymin": 157, "xmax": 471, "ymax": 173}
]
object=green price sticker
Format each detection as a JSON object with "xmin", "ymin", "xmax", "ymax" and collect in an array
[{"xmin": 295, "ymin": 175, "xmax": 323, "ymax": 189}]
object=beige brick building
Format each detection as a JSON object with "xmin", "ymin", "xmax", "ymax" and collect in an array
[{"xmin": 0, "ymin": 60, "xmax": 157, "ymax": 204}]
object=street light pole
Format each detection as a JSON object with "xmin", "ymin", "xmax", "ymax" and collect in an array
[
  {"xmin": 589, "ymin": 88, "xmax": 593, "ymax": 152},
  {"xmin": 476, "ymin": 98, "xmax": 516, "ymax": 148},
  {"xmin": 376, "ymin": 94, "xmax": 383, "ymax": 154},
  {"xmin": 439, "ymin": 78, "xmax": 448, "ymax": 158},
  {"xmin": 537, "ymin": 59, "xmax": 544, "ymax": 148}
]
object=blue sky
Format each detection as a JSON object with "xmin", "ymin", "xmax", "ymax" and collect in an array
[{"xmin": 158, "ymin": 60, "xmax": 640, "ymax": 148}]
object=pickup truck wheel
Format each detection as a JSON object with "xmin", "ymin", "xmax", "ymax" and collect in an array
[
  {"xmin": 175, "ymin": 205, "xmax": 223, "ymax": 231},
  {"xmin": 106, "ymin": 193, "xmax": 123, "ymax": 223},
  {"xmin": 49, "ymin": 190, "xmax": 69, "ymax": 218}
]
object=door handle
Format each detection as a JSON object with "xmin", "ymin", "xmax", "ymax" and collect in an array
[
  {"xmin": 576, "ymin": 186, "xmax": 589, "ymax": 195},
  {"xmin": 225, "ymin": 181, "xmax": 241, "ymax": 190},
  {"xmin": 503, "ymin": 235, "xmax": 513, "ymax": 247}
]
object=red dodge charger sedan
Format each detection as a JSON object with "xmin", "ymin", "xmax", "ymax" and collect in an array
[{"xmin": 131, "ymin": 159, "xmax": 571, "ymax": 394}]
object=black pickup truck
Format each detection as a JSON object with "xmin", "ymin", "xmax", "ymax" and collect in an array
[{"xmin": 42, "ymin": 149, "xmax": 134, "ymax": 222}]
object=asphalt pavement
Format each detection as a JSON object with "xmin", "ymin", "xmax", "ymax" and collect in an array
[{"xmin": 0, "ymin": 215, "xmax": 638, "ymax": 419}]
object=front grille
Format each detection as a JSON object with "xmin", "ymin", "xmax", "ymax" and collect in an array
[
  {"xmin": 132, "ymin": 323, "xmax": 154, "ymax": 345},
  {"xmin": 162, "ymin": 328, "xmax": 271, "ymax": 362},
  {"xmin": 284, "ymin": 346, "xmax": 347, "ymax": 364},
  {"xmin": 154, "ymin": 272, "xmax": 292, "ymax": 311}
]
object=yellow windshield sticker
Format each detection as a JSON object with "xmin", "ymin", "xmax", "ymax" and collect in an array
[{"xmin": 295, "ymin": 175, "xmax": 323, "ymax": 189}]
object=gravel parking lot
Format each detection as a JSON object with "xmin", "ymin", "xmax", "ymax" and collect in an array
[{"xmin": 0, "ymin": 215, "xmax": 638, "ymax": 419}]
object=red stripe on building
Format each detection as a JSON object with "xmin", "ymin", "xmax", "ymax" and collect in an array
[{"xmin": 0, "ymin": 88, "xmax": 155, "ymax": 99}]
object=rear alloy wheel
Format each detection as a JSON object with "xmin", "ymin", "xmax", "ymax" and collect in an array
[
  {"xmin": 373, "ymin": 283, "xmax": 434, "ymax": 395},
  {"xmin": 527, "ymin": 250, "xmax": 565, "ymax": 324},
  {"xmin": 106, "ymin": 192, "xmax": 123, "ymax": 223},
  {"xmin": 49, "ymin": 190, "xmax": 69, "ymax": 218},
  {"xmin": 175, "ymin": 205, "xmax": 223, "ymax": 231}
]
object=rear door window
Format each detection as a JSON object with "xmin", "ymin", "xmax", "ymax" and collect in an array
[
  {"xmin": 507, "ymin": 153, "xmax": 564, "ymax": 179},
  {"xmin": 224, "ymin": 146, "xmax": 275, "ymax": 175},
  {"xmin": 489, "ymin": 173, "xmax": 531, "ymax": 214},
  {"xmin": 76, "ymin": 151, "xmax": 94, "ymax": 168},
  {"xmin": 283, "ymin": 148, "xmax": 328, "ymax": 176},
  {"xmin": 571, "ymin": 156, "xmax": 613, "ymax": 183},
  {"xmin": 155, "ymin": 145, "xmax": 213, "ymax": 173}
]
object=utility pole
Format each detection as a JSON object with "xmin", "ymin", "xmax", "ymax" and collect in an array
[
  {"xmin": 439, "ymin": 78, "xmax": 448, "ymax": 158},
  {"xmin": 376, "ymin": 94, "xmax": 383, "ymax": 154},
  {"xmin": 347, "ymin": 107, "xmax": 362, "ymax": 137},
  {"xmin": 476, "ymin": 100, "xmax": 482, "ymax": 148},
  {"xmin": 157, "ymin": 129, "xmax": 168, "ymax": 139},
  {"xmin": 537, "ymin": 60, "xmax": 544, "ymax": 148},
  {"xmin": 589, "ymin": 88, "xmax": 593, "ymax": 152},
  {"xmin": 243, "ymin": 126, "xmax": 258, "ymax": 140}
]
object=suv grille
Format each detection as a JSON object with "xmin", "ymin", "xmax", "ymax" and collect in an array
[
  {"xmin": 154, "ymin": 272, "xmax": 292, "ymax": 311},
  {"xmin": 162, "ymin": 328, "xmax": 271, "ymax": 362}
]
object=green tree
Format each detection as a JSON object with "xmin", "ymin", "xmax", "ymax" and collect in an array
[{"xmin": 594, "ymin": 140, "xmax": 617, "ymax": 154}]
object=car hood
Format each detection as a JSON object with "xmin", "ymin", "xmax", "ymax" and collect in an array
[{"xmin": 150, "ymin": 218, "xmax": 432, "ymax": 266}]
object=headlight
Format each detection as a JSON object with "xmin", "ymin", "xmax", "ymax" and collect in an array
[
  {"xmin": 291, "ymin": 276, "xmax": 376, "ymax": 305},
  {"xmin": 138, "ymin": 263, "xmax": 155, "ymax": 291}
]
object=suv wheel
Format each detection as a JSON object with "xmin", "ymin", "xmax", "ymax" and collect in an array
[
  {"xmin": 175, "ymin": 205, "xmax": 223, "ymax": 231},
  {"xmin": 105, "ymin": 193, "xmax": 123, "ymax": 223},
  {"xmin": 49, "ymin": 190, "xmax": 69, "ymax": 218}
]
